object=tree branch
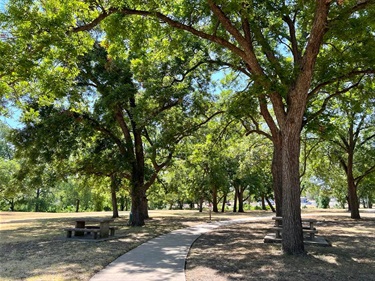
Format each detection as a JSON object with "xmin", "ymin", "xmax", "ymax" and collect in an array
[
  {"xmin": 282, "ymin": 14, "xmax": 301, "ymax": 66},
  {"xmin": 144, "ymin": 151, "xmax": 173, "ymax": 190},
  {"xmin": 355, "ymin": 164, "xmax": 375, "ymax": 186},
  {"xmin": 329, "ymin": 0, "xmax": 375, "ymax": 24},
  {"xmin": 61, "ymin": 110, "xmax": 127, "ymax": 155},
  {"xmin": 308, "ymin": 69, "xmax": 374, "ymax": 100},
  {"xmin": 294, "ymin": 0, "xmax": 330, "ymax": 95},
  {"xmin": 242, "ymin": 117, "xmax": 272, "ymax": 140},
  {"xmin": 304, "ymin": 76, "xmax": 365, "ymax": 126},
  {"xmin": 360, "ymin": 133, "xmax": 375, "ymax": 146},
  {"xmin": 72, "ymin": 7, "xmax": 116, "ymax": 32},
  {"xmin": 175, "ymin": 110, "xmax": 225, "ymax": 143},
  {"xmin": 113, "ymin": 105, "xmax": 134, "ymax": 155}
]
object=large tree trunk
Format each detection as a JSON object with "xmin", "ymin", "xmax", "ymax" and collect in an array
[
  {"xmin": 178, "ymin": 200, "xmax": 184, "ymax": 210},
  {"xmin": 281, "ymin": 124, "xmax": 304, "ymax": 255},
  {"xmin": 110, "ymin": 175, "xmax": 119, "ymax": 218},
  {"xmin": 233, "ymin": 187, "xmax": 238, "ymax": 212},
  {"xmin": 238, "ymin": 186, "xmax": 244, "ymax": 212},
  {"xmin": 130, "ymin": 166, "xmax": 148, "ymax": 226},
  {"xmin": 35, "ymin": 188, "xmax": 41, "ymax": 212},
  {"xmin": 347, "ymin": 157, "xmax": 360, "ymax": 219},
  {"xmin": 266, "ymin": 197, "xmax": 276, "ymax": 212},
  {"xmin": 221, "ymin": 193, "xmax": 227, "ymax": 213},
  {"xmin": 272, "ymin": 137, "xmax": 283, "ymax": 217},
  {"xmin": 198, "ymin": 198, "xmax": 204, "ymax": 212},
  {"xmin": 130, "ymin": 185, "xmax": 147, "ymax": 226},
  {"xmin": 141, "ymin": 192, "xmax": 149, "ymax": 219},
  {"xmin": 120, "ymin": 195, "xmax": 130, "ymax": 211},
  {"xmin": 261, "ymin": 194, "xmax": 266, "ymax": 210},
  {"xmin": 212, "ymin": 185, "xmax": 219, "ymax": 212}
]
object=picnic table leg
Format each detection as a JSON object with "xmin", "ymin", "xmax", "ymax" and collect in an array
[
  {"xmin": 75, "ymin": 221, "xmax": 85, "ymax": 236},
  {"xmin": 309, "ymin": 222, "xmax": 315, "ymax": 240},
  {"xmin": 110, "ymin": 227, "xmax": 115, "ymax": 236},
  {"xmin": 274, "ymin": 220, "xmax": 282, "ymax": 238},
  {"xmin": 100, "ymin": 222, "xmax": 110, "ymax": 238}
]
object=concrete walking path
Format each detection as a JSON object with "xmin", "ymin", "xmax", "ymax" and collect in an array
[{"xmin": 90, "ymin": 216, "xmax": 270, "ymax": 281}]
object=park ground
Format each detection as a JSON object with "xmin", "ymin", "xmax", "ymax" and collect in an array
[{"xmin": 0, "ymin": 209, "xmax": 374, "ymax": 281}]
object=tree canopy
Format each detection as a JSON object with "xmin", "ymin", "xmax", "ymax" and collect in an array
[{"xmin": 1, "ymin": 0, "xmax": 374, "ymax": 255}]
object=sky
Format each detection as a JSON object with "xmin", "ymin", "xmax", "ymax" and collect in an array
[
  {"xmin": 0, "ymin": 0, "xmax": 6, "ymax": 11},
  {"xmin": 0, "ymin": 0, "xmax": 24, "ymax": 129}
]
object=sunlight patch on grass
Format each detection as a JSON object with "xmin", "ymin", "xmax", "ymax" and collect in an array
[
  {"xmin": 314, "ymin": 254, "xmax": 340, "ymax": 265},
  {"xmin": 352, "ymin": 257, "xmax": 374, "ymax": 264}
]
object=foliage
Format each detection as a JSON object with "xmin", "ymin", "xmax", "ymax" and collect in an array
[
  {"xmin": 2, "ymin": 0, "xmax": 375, "ymax": 254},
  {"xmin": 316, "ymin": 195, "xmax": 330, "ymax": 209}
]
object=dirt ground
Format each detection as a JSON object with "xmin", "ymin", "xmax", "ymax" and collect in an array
[
  {"xmin": 0, "ymin": 210, "xmax": 374, "ymax": 281},
  {"xmin": 185, "ymin": 212, "xmax": 375, "ymax": 281},
  {"xmin": 0, "ymin": 210, "xmax": 254, "ymax": 281}
]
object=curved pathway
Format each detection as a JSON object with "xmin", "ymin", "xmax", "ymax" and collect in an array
[{"xmin": 90, "ymin": 216, "xmax": 271, "ymax": 281}]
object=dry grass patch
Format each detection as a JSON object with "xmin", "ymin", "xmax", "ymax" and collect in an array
[
  {"xmin": 186, "ymin": 213, "xmax": 375, "ymax": 281},
  {"xmin": 1, "ymin": 210, "xmax": 373, "ymax": 281},
  {"xmin": 0, "ymin": 210, "xmax": 258, "ymax": 281}
]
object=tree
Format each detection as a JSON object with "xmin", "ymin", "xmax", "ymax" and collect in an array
[
  {"xmin": 70, "ymin": 0, "xmax": 375, "ymax": 254},
  {"xmin": 325, "ymin": 91, "xmax": 375, "ymax": 218},
  {"xmin": 303, "ymin": 78, "xmax": 375, "ymax": 216},
  {"xmin": 11, "ymin": 41, "xmax": 218, "ymax": 225},
  {"xmin": 0, "ymin": 121, "xmax": 22, "ymax": 211},
  {"xmin": 3, "ymin": 0, "xmax": 375, "ymax": 254},
  {"xmin": 0, "ymin": 158, "xmax": 20, "ymax": 211}
]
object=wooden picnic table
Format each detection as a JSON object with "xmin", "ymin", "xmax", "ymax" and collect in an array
[
  {"xmin": 64, "ymin": 218, "xmax": 115, "ymax": 239},
  {"xmin": 272, "ymin": 216, "xmax": 318, "ymax": 240}
]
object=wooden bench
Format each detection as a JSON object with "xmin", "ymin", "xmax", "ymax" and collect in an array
[
  {"xmin": 109, "ymin": 226, "xmax": 117, "ymax": 236},
  {"xmin": 64, "ymin": 228, "xmax": 101, "ymax": 239},
  {"xmin": 302, "ymin": 228, "xmax": 318, "ymax": 240},
  {"xmin": 271, "ymin": 217, "xmax": 318, "ymax": 240},
  {"xmin": 64, "ymin": 226, "xmax": 117, "ymax": 239},
  {"xmin": 268, "ymin": 226, "xmax": 318, "ymax": 241}
]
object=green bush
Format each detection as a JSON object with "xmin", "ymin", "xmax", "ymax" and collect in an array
[{"xmin": 317, "ymin": 196, "xmax": 330, "ymax": 209}]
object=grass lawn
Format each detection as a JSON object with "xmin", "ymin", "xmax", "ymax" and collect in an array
[{"xmin": 0, "ymin": 209, "xmax": 374, "ymax": 281}]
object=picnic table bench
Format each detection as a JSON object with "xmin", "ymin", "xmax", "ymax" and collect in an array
[
  {"xmin": 64, "ymin": 218, "xmax": 116, "ymax": 239},
  {"xmin": 272, "ymin": 216, "xmax": 318, "ymax": 240}
]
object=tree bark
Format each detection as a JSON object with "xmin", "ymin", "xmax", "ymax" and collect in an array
[
  {"xmin": 130, "ymin": 184, "xmax": 147, "ymax": 226},
  {"xmin": 347, "ymin": 155, "xmax": 361, "ymax": 219},
  {"xmin": 221, "ymin": 193, "xmax": 227, "ymax": 213},
  {"xmin": 233, "ymin": 187, "xmax": 238, "ymax": 212},
  {"xmin": 129, "ymin": 161, "xmax": 148, "ymax": 226},
  {"xmin": 266, "ymin": 197, "xmax": 276, "ymax": 213},
  {"xmin": 110, "ymin": 175, "xmax": 119, "ymax": 218},
  {"xmin": 212, "ymin": 185, "xmax": 219, "ymax": 212},
  {"xmin": 142, "ymin": 193, "xmax": 149, "ymax": 219},
  {"xmin": 281, "ymin": 123, "xmax": 304, "ymax": 255},
  {"xmin": 198, "ymin": 198, "xmax": 204, "ymax": 212},
  {"xmin": 238, "ymin": 186, "xmax": 244, "ymax": 212},
  {"xmin": 35, "ymin": 188, "xmax": 41, "ymax": 212},
  {"xmin": 261, "ymin": 194, "xmax": 266, "ymax": 210},
  {"xmin": 178, "ymin": 200, "xmax": 184, "ymax": 210},
  {"xmin": 75, "ymin": 199, "xmax": 80, "ymax": 213},
  {"xmin": 272, "ymin": 137, "xmax": 283, "ymax": 216}
]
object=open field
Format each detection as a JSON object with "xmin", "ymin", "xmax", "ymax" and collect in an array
[{"xmin": 1, "ymin": 209, "xmax": 374, "ymax": 281}]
